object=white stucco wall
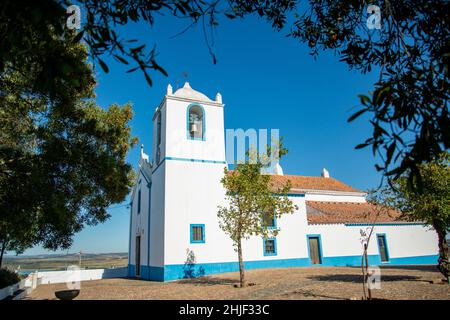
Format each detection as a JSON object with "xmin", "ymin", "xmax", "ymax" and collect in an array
[
  {"xmin": 163, "ymin": 160, "xmax": 229, "ymax": 265},
  {"xmin": 307, "ymin": 223, "xmax": 439, "ymax": 259},
  {"xmin": 149, "ymin": 162, "xmax": 165, "ymax": 267},
  {"xmin": 164, "ymin": 163, "xmax": 310, "ymax": 265},
  {"xmin": 128, "ymin": 170, "xmax": 151, "ymax": 267}
]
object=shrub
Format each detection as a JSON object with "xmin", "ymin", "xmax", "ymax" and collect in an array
[{"xmin": 0, "ymin": 268, "xmax": 21, "ymax": 289}]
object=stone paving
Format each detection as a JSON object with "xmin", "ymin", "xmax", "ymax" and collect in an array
[{"xmin": 26, "ymin": 266, "xmax": 450, "ymax": 300}]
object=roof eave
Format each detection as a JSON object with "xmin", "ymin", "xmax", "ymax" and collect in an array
[{"xmin": 291, "ymin": 188, "xmax": 366, "ymax": 197}]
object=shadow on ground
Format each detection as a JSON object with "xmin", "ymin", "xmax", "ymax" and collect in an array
[
  {"xmin": 380, "ymin": 265, "xmax": 438, "ymax": 273},
  {"xmin": 281, "ymin": 289, "xmax": 350, "ymax": 300},
  {"xmin": 307, "ymin": 274, "xmax": 421, "ymax": 283},
  {"xmin": 177, "ymin": 276, "xmax": 240, "ymax": 286}
]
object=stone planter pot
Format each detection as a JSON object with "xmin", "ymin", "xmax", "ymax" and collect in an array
[{"xmin": 55, "ymin": 289, "xmax": 80, "ymax": 300}]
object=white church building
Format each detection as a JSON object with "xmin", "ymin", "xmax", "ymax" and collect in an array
[{"xmin": 127, "ymin": 82, "xmax": 439, "ymax": 281}]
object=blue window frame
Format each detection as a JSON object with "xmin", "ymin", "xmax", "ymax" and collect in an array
[
  {"xmin": 156, "ymin": 112, "xmax": 162, "ymax": 147},
  {"xmin": 137, "ymin": 189, "xmax": 141, "ymax": 214},
  {"xmin": 190, "ymin": 224, "xmax": 205, "ymax": 243},
  {"xmin": 306, "ymin": 234, "xmax": 323, "ymax": 265},
  {"xmin": 263, "ymin": 238, "xmax": 277, "ymax": 256},
  {"xmin": 187, "ymin": 104, "xmax": 205, "ymax": 141},
  {"xmin": 376, "ymin": 233, "xmax": 390, "ymax": 263}
]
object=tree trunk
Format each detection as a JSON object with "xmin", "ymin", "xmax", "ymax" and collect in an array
[
  {"xmin": 361, "ymin": 250, "xmax": 367, "ymax": 300},
  {"xmin": 434, "ymin": 222, "xmax": 449, "ymax": 283},
  {"xmin": 0, "ymin": 241, "xmax": 6, "ymax": 269},
  {"xmin": 364, "ymin": 245, "xmax": 372, "ymax": 299},
  {"xmin": 237, "ymin": 239, "xmax": 245, "ymax": 287}
]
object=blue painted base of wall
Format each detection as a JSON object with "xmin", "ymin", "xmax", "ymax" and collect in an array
[
  {"xmin": 127, "ymin": 264, "xmax": 164, "ymax": 281},
  {"xmin": 128, "ymin": 254, "xmax": 438, "ymax": 282},
  {"xmin": 387, "ymin": 255, "xmax": 439, "ymax": 265}
]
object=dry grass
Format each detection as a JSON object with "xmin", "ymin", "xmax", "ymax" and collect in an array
[{"xmin": 26, "ymin": 266, "xmax": 450, "ymax": 300}]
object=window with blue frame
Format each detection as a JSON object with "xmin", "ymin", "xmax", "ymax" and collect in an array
[
  {"xmin": 137, "ymin": 189, "xmax": 141, "ymax": 214},
  {"xmin": 190, "ymin": 224, "xmax": 205, "ymax": 243},
  {"xmin": 156, "ymin": 112, "xmax": 162, "ymax": 164},
  {"xmin": 156, "ymin": 112, "xmax": 161, "ymax": 146},
  {"xmin": 187, "ymin": 105, "xmax": 204, "ymax": 140},
  {"xmin": 377, "ymin": 234, "xmax": 389, "ymax": 262},
  {"xmin": 262, "ymin": 210, "xmax": 276, "ymax": 229},
  {"xmin": 263, "ymin": 238, "xmax": 277, "ymax": 256}
]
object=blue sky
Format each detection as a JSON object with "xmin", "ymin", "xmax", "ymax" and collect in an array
[{"xmin": 20, "ymin": 13, "xmax": 384, "ymax": 256}]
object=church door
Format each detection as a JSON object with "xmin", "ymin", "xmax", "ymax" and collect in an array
[{"xmin": 135, "ymin": 236, "xmax": 141, "ymax": 277}]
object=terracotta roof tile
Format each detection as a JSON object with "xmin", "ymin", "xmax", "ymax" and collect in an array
[
  {"xmin": 269, "ymin": 174, "xmax": 361, "ymax": 193},
  {"xmin": 306, "ymin": 201, "xmax": 403, "ymax": 224}
]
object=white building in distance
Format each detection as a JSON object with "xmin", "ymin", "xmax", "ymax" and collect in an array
[{"xmin": 128, "ymin": 83, "xmax": 439, "ymax": 281}]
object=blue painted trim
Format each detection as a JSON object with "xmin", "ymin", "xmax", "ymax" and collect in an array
[
  {"xmin": 306, "ymin": 234, "xmax": 323, "ymax": 264},
  {"xmin": 269, "ymin": 193, "xmax": 305, "ymax": 198},
  {"xmin": 130, "ymin": 253, "xmax": 439, "ymax": 281},
  {"xmin": 147, "ymin": 183, "xmax": 152, "ymax": 267},
  {"xmin": 140, "ymin": 170, "xmax": 151, "ymax": 185},
  {"xmin": 286, "ymin": 193, "xmax": 305, "ymax": 197},
  {"xmin": 321, "ymin": 254, "xmax": 379, "ymax": 266},
  {"xmin": 130, "ymin": 264, "xmax": 165, "ymax": 281},
  {"xmin": 152, "ymin": 157, "xmax": 226, "ymax": 174},
  {"xmin": 128, "ymin": 264, "xmax": 135, "ymax": 277},
  {"xmin": 186, "ymin": 103, "xmax": 206, "ymax": 141},
  {"xmin": 151, "ymin": 157, "xmax": 166, "ymax": 174},
  {"xmin": 376, "ymin": 233, "xmax": 390, "ymax": 263},
  {"xmin": 263, "ymin": 238, "xmax": 277, "ymax": 256},
  {"xmin": 163, "ymin": 254, "xmax": 378, "ymax": 281},
  {"xmin": 148, "ymin": 266, "xmax": 165, "ymax": 281},
  {"xmin": 166, "ymin": 156, "xmax": 226, "ymax": 164},
  {"xmin": 345, "ymin": 223, "xmax": 424, "ymax": 226},
  {"xmin": 190, "ymin": 224, "xmax": 205, "ymax": 243},
  {"xmin": 388, "ymin": 255, "xmax": 438, "ymax": 265}
]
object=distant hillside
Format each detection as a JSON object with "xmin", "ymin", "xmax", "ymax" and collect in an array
[{"xmin": 3, "ymin": 252, "xmax": 128, "ymax": 271}]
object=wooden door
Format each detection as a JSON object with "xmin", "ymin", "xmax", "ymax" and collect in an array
[{"xmin": 308, "ymin": 237, "xmax": 321, "ymax": 264}]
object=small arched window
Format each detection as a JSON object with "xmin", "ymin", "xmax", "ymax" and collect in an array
[{"xmin": 187, "ymin": 105, "xmax": 205, "ymax": 140}]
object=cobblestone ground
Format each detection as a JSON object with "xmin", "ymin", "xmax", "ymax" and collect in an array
[{"xmin": 26, "ymin": 266, "xmax": 450, "ymax": 300}]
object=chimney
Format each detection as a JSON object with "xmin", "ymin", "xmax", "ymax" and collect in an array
[{"xmin": 321, "ymin": 168, "xmax": 330, "ymax": 178}]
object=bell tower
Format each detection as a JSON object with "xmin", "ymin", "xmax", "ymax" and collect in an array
[
  {"xmin": 148, "ymin": 82, "xmax": 228, "ymax": 280},
  {"xmin": 152, "ymin": 82, "xmax": 225, "ymax": 165}
]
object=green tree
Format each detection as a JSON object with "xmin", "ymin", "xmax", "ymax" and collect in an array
[
  {"xmin": 0, "ymin": 0, "xmax": 224, "ymax": 90},
  {"xmin": 230, "ymin": 0, "xmax": 450, "ymax": 188},
  {"xmin": 1, "ymin": 1, "xmax": 448, "ymax": 183},
  {"xmin": 0, "ymin": 37, "xmax": 136, "ymax": 267},
  {"xmin": 381, "ymin": 152, "xmax": 450, "ymax": 283},
  {"xmin": 217, "ymin": 148, "xmax": 297, "ymax": 287}
]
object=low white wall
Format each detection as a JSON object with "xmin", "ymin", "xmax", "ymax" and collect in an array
[
  {"xmin": 37, "ymin": 267, "xmax": 128, "ymax": 285},
  {"xmin": 1, "ymin": 267, "xmax": 128, "ymax": 300},
  {"xmin": 0, "ymin": 277, "xmax": 30, "ymax": 300}
]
